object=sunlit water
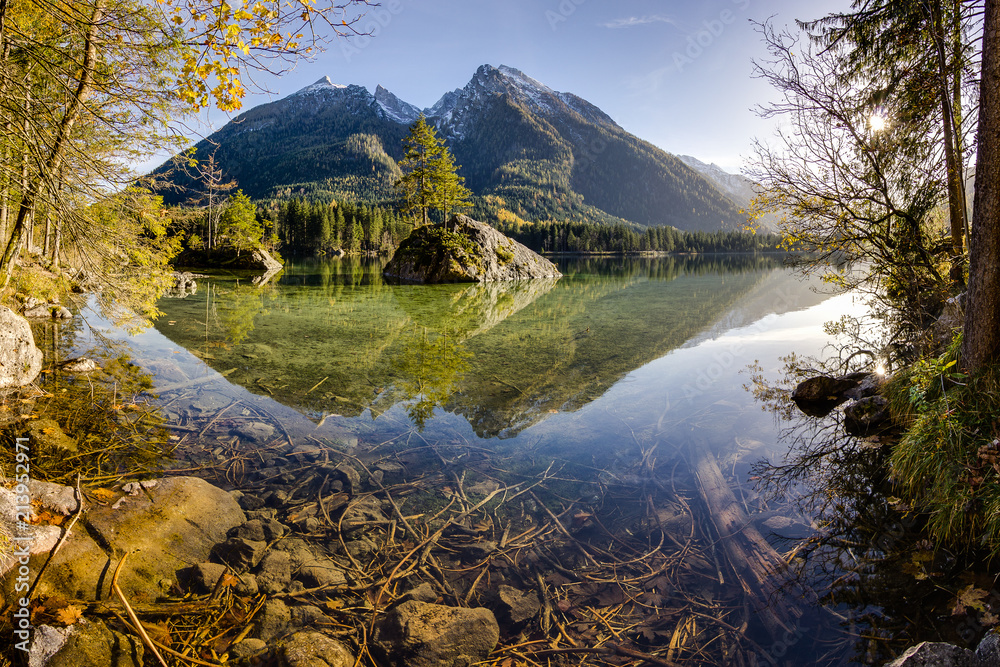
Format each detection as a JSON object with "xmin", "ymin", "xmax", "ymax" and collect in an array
[{"xmin": 65, "ymin": 255, "xmax": 881, "ymax": 662}]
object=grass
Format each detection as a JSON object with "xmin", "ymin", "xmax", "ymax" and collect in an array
[{"xmin": 885, "ymin": 334, "xmax": 1000, "ymax": 551}]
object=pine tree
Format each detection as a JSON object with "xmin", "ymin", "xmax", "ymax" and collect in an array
[
  {"xmin": 431, "ymin": 146, "xmax": 473, "ymax": 228},
  {"xmin": 396, "ymin": 114, "xmax": 442, "ymax": 227}
]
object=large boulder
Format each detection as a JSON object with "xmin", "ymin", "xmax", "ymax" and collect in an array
[
  {"xmin": 0, "ymin": 306, "xmax": 43, "ymax": 390},
  {"xmin": 372, "ymin": 600, "xmax": 499, "ymax": 667},
  {"xmin": 2, "ymin": 477, "xmax": 245, "ymax": 606},
  {"xmin": 383, "ymin": 215, "xmax": 562, "ymax": 284}
]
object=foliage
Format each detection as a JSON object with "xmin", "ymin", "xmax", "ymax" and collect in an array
[
  {"xmin": 218, "ymin": 190, "xmax": 263, "ymax": 255},
  {"xmin": 160, "ymin": 0, "xmax": 372, "ymax": 112},
  {"xmin": 80, "ymin": 189, "xmax": 183, "ymax": 329},
  {"xmin": 495, "ymin": 219, "xmax": 785, "ymax": 255},
  {"xmin": 882, "ymin": 335, "xmax": 1000, "ymax": 551}
]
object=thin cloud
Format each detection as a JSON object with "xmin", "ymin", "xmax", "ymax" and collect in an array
[{"xmin": 602, "ymin": 15, "xmax": 679, "ymax": 29}]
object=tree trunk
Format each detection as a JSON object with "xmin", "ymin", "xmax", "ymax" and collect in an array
[
  {"xmin": 962, "ymin": 0, "xmax": 1000, "ymax": 372},
  {"xmin": 930, "ymin": 0, "xmax": 968, "ymax": 286},
  {"xmin": 0, "ymin": 0, "xmax": 105, "ymax": 288}
]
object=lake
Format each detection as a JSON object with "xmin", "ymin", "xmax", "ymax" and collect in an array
[{"xmin": 38, "ymin": 255, "xmax": 928, "ymax": 665}]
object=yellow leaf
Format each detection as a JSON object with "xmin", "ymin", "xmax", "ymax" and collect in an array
[{"xmin": 55, "ymin": 605, "xmax": 83, "ymax": 626}]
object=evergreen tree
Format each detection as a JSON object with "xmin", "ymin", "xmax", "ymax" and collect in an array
[
  {"xmin": 431, "ymin": 145, "xmax": 473, "ymax": 228},
  {"xmin": 396, "ymin": 114, "xmax": 442, "ymax": 227},
  {"xmin": 218, "ymin": 190, "xmax": 262, "ymax": 256}
]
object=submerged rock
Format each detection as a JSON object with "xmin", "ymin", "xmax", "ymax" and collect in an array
[
  {"xmin": 0, "ymin": 306, "xmax": 42, "ymax": 390},
  {"xmin": 383, "ymin": 214, "xmax": 561, "ymax": 284},
  {"xmin": 843, "ymin": 395, "xmax": 892, "ymax": 436},
  {"xmin": 32, "ymin": 618, "xmax": 144, "ymax": 667},
  {"xmin": 886, "ymin": 641, "xmax": 980, "ymax": 666},
  {"xmin": 279, "ymin": 631, "xmax": 354, "ymax": 667},
  {"xmin": 2, "ymin": 477, "xmax": 245, "ymax": 606},
  {"xmin": 59, "ymin": 357, "xmax": 99, "ymax": 373},
  {"xmin": 373, "ymin": 600, "xmax": 499, "ymax": 667},
  {"xmin": 25, "ymin": 418, "xmax": 78, "ymax": 453}
]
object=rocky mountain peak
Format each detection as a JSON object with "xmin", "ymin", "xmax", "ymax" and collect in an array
[
  {"xmin": 374, "ymin": 84, "xmax": 421, "ymax": 124},
  {"xmin": 293, "ymin": 76, "xmax": 349, "ymax": 97}
]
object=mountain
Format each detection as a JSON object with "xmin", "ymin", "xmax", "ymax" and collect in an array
[
  {"xmin": 676, "ymin": 155, "xmax": 779, "ymax": 232},
  {"xmin": 154, "ymin": 65, "xmax": 748, "ymax": 232}
]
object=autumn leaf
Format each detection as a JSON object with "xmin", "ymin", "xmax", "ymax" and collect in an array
[
  {"xmin": 55, "ymin": 605, "xmax": 82, "ymax": 626},
  {"xmin": 951, "ymin": 584, "xmax": 989, "ymax": 616}
]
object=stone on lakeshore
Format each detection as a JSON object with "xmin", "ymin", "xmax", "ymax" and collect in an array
[
  {"xmin": 791, "ymin": 374, "xmax": 865, "ymax": 403},
  {"xmin": 0, "ymin": 306, "xmax": 42, "ymax": 390},
  {"xmin": 383, "ymin": 214, "xmax": 561, "ymax": 284},
  {"xmin": 373, "ymin": 600, "xmax": 499, "ymax": 667}
]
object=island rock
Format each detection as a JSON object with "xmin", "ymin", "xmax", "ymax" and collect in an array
[{"xmin": 383, "ymin": 215, "xmax": 561, "ymax": 284}]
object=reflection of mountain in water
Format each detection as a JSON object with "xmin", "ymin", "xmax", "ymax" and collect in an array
[{"xmin": 153, "ymin": 256, "xmax": 788, "ymax": 438}]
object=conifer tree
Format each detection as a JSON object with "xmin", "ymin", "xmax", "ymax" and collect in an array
[
  {"xmin": 431, "ymin": 146, "xmax": 473, "ymax": 229},
  {"xmin": 396, "ymin": 114, "xmax": 442, "ymax": 227}
]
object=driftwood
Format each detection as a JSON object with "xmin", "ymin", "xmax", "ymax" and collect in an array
[{"xmin": 688, "ymin": 437, "xmax": 800, "ymax": 641}]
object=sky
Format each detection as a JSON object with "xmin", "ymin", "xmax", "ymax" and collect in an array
[{"xmin": 165, "ymin": 0, "xmax": 853, "ymax": 175}]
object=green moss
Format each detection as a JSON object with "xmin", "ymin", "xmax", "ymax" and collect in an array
[
  {"xmin": 396, "ymin": 225, "xmax": 485, "ymax": 275},
  {"xmin": 496, "ymin": 243, "xmax": 514, "ymax": 265}
]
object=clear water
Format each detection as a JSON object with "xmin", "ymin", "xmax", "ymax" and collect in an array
[{"xmin": 63, "ymin": 255, "xmax": 887, "ymax": 663}]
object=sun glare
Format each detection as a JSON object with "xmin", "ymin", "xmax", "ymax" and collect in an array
[{"xmin": 869, "ymin": 114, "xmax": 887, "ymax": 132}]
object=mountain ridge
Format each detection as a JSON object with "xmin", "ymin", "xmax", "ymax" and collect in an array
[{"xmin": 154, "ymin": 64, "xmax": 749, "ymax": 233}]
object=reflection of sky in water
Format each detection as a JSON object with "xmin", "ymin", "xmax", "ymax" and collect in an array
[{"xmin": 512, "ymin": 291, "xmax": 865, "ymax": 467}]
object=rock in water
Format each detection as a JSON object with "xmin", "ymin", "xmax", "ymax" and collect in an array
[
  {"xmin": 372, "ymin": 600, "xmax": 499, "ymax": 667},
  {"xmin": 0, "ymin": 306, "xmax": 42, "ymax": 390},
  {"xmin": 383, "ymin": 215, "xmax": 561, "ymax": 284}
]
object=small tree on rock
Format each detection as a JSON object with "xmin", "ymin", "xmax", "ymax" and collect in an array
[{"xmin": 397, "ymin": 114, "xmax": 441, "ymax": 227}]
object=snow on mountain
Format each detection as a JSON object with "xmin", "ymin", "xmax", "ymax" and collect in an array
[
  {"xmin": 374, "ymin": 84, "xmax": 421, "ymax": 124},
  {"xmin": 292, "ymin": 76, "xmax": 348, "ymax": 97}
]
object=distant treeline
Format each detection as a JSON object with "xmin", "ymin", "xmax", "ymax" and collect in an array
[
  {"xmin": 492, "ymin": 220, "xmax": 785, "ymax": 254},
  {"xmin": 259, "ymin": 198, "xmax": 410, "ymax": 256},
  {"xmin": 255, "ymin": 197, "xmax": 783, "ymax": 257}
]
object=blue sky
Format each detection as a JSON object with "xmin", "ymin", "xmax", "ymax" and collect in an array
[{"xmin": 175, "ymin": 0, "xmax": 852, "ymax": 174}]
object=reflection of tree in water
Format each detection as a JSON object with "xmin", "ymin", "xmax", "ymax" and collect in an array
[
  {"xmin": 393, "ymin": 327, "xmax": 471, "ymax": 429},
  {"xmin": 752, "ymin": 407, "xmax": 993, "ymax": 664},
  {"xmin": 2, "ymin": 324, "xmax": 170, "ymax": 485},
  {"xmin": 211, "ymin": 281, "xmax": 271, "ymax": 346}
]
